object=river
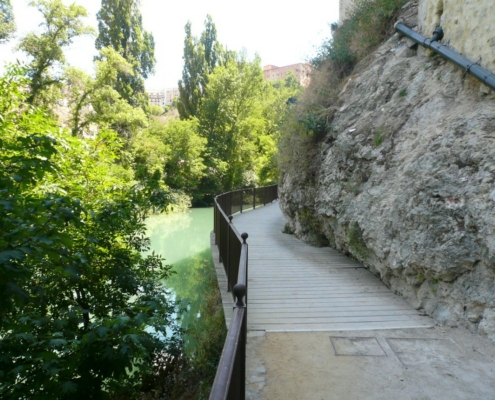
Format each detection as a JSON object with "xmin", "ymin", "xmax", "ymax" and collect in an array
[{"xmin": 145, "ymin": 207, "xmax": 218, "ymax": 351}]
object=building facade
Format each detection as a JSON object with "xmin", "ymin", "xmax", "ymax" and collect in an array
[
  {"xmin": 418, "ymin": 0, "xmax": 495, "ymax": 75},
  {"xmin": 148, "ymin": 88, "xmax": 180, "ymax": 107},
  {"xmin": 339, "ymin": 0, "xmax": 494, "ymax": 75},
  {"xmin": 165, "ymin": 88, "xmax": 180, "ymax": 106},
  {"xmin": 263, "ymin": 63, "xmax": 312, "ymax": 87},
  {"xmin": 149, "ymin": 91, "xmax": 166, "ymax": 107}
]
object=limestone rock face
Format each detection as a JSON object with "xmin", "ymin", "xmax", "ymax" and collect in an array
[
  {"xmin": 418, "ymin": 0, "xmax": 495, "ymax": 74},
  {"xmin": 279, "ymin": 16, "xmax": 495, "ymax": 337}
]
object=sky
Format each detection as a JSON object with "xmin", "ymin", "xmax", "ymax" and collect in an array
[{"xmin": 1, "ymin": 0, "xmax": 339, "ymax": 90}]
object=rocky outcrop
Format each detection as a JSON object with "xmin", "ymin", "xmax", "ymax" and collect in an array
[{"xmin": 280, "ymin": 5, "xmax": 495, "ymax": 338}]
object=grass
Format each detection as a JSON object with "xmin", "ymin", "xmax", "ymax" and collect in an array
[
  {"xmin": 348, "ymin": 222, "xmax": 368, "ymax": 260},
  {"xmin": 373, "ymin": 127, "xmax": 384, "ymax": 146},
  {"xmin": 282, "ymin": 223, "xmax": 295, "ymax": 234},
  {"xmin": 398, "ymin": 88, "xmax": 408, "ymax": 97},
  {"xmin": 313, "ymin": 0, "xmax": 409, "ymax": 76}
]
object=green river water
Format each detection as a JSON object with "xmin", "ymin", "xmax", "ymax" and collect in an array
[{"xmin": 145, "ymin": 207, "xmax": 216, "ymax": 349}]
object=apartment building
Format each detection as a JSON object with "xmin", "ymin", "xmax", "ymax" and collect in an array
[
  {"xmin": 263, "ymin": 63, "xmax": 312, "ymax": 87},
  {"xmin": 148, "ymin": 88, "xmax": 180, "ymax": 107}
]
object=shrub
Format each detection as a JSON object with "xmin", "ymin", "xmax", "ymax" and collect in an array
[
  {"xmin": 313, "ymin": 0, "xmax": 409, "ymax": 76},
  {"xmin": 348, "ymin": 222, "xmax": 368, "ymax": 260},
  {"xmin": 279, "ymin": 0, "xmax": 408, "ymax": 181},
  {"xmin": 373, "ymin": 127, "xmax": 384, "ymax": 146}
]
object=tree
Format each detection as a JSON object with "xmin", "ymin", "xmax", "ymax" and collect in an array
[
  {"xmin": 149, "ymin": 104, "xmax": 164, "ymax": 116},
  {"xmin": 160, "ymin": 118, "xmax": 207, "ymax": 194},
  {"xmin": 65, "ymin": 47, "xmax": 147, "ymax": 138},
  {"xmin": 17, "ymin": 0, "xmax": 93, "ymax": 105},
  {"xmin": 257, "ymin": 73, "xmax": 302, "ymax": 184},
  {"xmin": 0, "ymin": 0, "xmax": 15, "ymax": 43},
  {"xmin": 199, "ymin": 56, "xmax": 267, "ymax": 191},
  {"xmin": 96, "ymin": 0, "xmax": 155, "ymax": 108},
  {"xmin": 131, "ymin": 118, "xmax": 207, "ymax": 202},
  {"xmin": 177, "ymin": 15, "xmax": 223, "ymax": 120},
  {"xmin": 196, "ymin": 56, "xmax": 302, "ymax": 197},
  {"xmin": 0, "ymin": 67, "xmax": 174, "ymax": 399}
]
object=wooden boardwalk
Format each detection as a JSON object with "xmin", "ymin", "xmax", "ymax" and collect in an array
[{"xmin": 226, "ymin": 201, "xmax": 432, "ymax": 332}]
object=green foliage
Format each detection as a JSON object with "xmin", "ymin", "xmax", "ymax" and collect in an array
[
  {"xmin": 17, "ymin": 0, "xmax": 94, "ymax": 106},
  {"xmin": 149, "ymin": 104, "xmax": 164, "ymax": 116},
  {"xmin": 65, "ymin": 47, "xmax": 147, "ymax": 138},
  {"xmin": 0, "ymin": 0, "xmax": 15, "ymax": 43},
  {"xmin": 177, "ymin": 15, "xmax": 224, "ymax": 120},
  {"xmin": 96, "ymin": 0, "xmax": 155, "ymax": 108},
  {"xmin": 282, "ymin": 223, "xmax": 295, "ymax": 235},
  {"xmin": 160, "ymin": 119, "xmax": 207, "ymax": 193},
  {"xmin": 197, "ymin": 55, "xmax": 300, "ymax": 197},
  {"xmin": 297, "ymin": 112, "xmax": 330, "ymax": 138},
  {"xmin": 0, "ymin": 68, "xmax": 175, "ymax": 399},
  {"xmin": 313, "ymin": 0, "xmax": 408, "ymax": 76},
  {"xmin": 199, "ymin": 56, "xmax": 263, "ymax": 191},
  {"xmin": 132, "ymin": 117, "xmax": 207, "ymax": 204},
  {"xmin": 348, "ymin": 222, "xmax": 368, "ymax": 260},
  {"xmin": 373, "ymin": 127, "xmax": 384, "ymax": 147},
  {"xmin": 398, "ymin": 88, "xmax": 407, "ymax": 97}
]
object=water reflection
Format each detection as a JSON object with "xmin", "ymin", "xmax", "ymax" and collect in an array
[{"xmin": 145, "ymin": 208, "xmax": 214, "ymax": 351}]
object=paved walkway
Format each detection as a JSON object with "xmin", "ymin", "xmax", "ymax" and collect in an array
[
  {"xmin": 211, "ymin": 201, "xmax": 495, "ymax": 399},
  {"xmin": 230, "ymin": 201, "xmax": 431, "ymax": 332}
]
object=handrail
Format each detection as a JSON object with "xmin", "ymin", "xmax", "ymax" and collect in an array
[{"xmin": 210, "ymin": 185, "xmax": 278, "ymax": 400}]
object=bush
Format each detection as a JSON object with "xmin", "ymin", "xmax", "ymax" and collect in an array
[
  {"xmin": 313, "ymin": 0, "xmax": 408, "ymax": 76},
  {"xmin": 279, "ymin": 0, "xmax": 408, "ymax": 180},
  {"xmin": 0, "ymin": 67, "xmax": 176, "ymax": 400}
]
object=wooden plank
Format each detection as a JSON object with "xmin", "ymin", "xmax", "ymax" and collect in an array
[
  {"xmin": 227, "ymin": 201, "xmax": 433, "ymax": 332},
  {"xmin": 248, "ymin": 319, "xmax": 431, "ymax": 332},
  {"xmin": 248, "ymin": 310, "xmax": 415, "ymax": 319}
]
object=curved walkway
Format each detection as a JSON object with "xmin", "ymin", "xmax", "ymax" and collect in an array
[
  {"xmin": 231, "ymin": 201, "xmax": 432, "ymax": 332},
  {"xmin": 212, "ymin": 201, "xmax": 495, "ymax": 399}
]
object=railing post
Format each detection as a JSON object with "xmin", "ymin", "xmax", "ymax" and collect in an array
[
  {"xmin": 227, "ymin": 215, "xmax": 233, "ymax": 291},
  {"xmin": 232, "ymin": 283, "xmax": 247, "ymax": 400},
  {"xmin": 241, "ymin": 232, "xmax": 248, "ymax": 305}
]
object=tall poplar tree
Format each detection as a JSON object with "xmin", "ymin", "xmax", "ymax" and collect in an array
[
  {"xmin": 177, "ymin": 15, "xmax": 223, "ymax": 120},
  {"xmin": 96, "ymin": 0, "xmax": 155, "ymax": 108}
]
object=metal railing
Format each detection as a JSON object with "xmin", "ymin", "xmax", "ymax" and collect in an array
[{"xmin": 210, "ymin": 184, "xmax": 278, "ymax": 400}]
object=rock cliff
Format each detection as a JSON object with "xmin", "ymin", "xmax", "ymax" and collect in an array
[{"xmin": 279, "ymin": 4, "xmax": 495, "ymax": 338}]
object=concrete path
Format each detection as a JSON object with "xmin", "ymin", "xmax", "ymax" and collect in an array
[{"xmin": 247, "ymin": 326, "xmax": 495, "ymax": 400}]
